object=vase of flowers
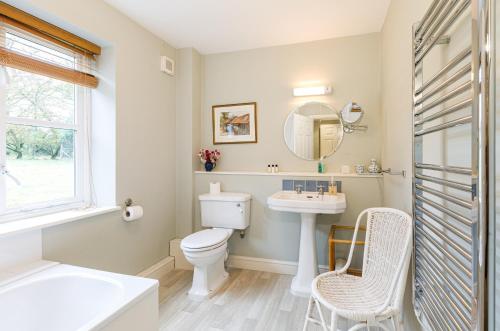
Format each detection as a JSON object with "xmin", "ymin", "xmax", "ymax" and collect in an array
[{"xmin": 198, "ymin": 149, "xmax": 221, "ymax": 172}]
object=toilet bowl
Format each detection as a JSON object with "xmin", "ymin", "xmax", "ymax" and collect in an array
[
  {"xmin": 181, "ymin": 228, "xmax": 233, "ymax": 300},
  {"xmin": 181, "ymin": 192, "xmax": 251, "ymax": 300}
]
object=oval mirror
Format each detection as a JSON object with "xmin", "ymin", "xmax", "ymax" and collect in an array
[
  {"xmin": 284, "ymin": 102, "xmax": 344, "ymax": 161},
  {"xmin": 340, "ymin": 102, "xmax": 363, "ymax": 124}
]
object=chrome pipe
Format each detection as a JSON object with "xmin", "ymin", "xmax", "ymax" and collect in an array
[
  {"xmin": 416, "ymin": 195, "xmax": 473, "ymax": 226},
  {"xmin": 415, "ymin": 184, "xmax": 472, "ymax": 209},
  {"xmin": 415, "ymin": 163, "xmax": 472, "ymax": 175},
  {"xmin": 415, "ymin": 0, "xmax": 442, "ymax": 36},
  {"xmin": 416, "ymin": 272, "xmax": 472, "ymax": 329},
  {"xmin": 415, "ymin": 81, "xmax": 471, "ymax": 116},
  {"xmin": 416, "ymin": 204, "xmax": 472, "ymax": 243},
  {"xmin": 418, "ymin": 250, "xmax": 473, "ymax": 298},
  {"xmin": 415, "ymin": 0, "xmax": 460, "ymax": 54},
  {"xmin": 415, "ymin": 63, "xmax": 471, "ymax": 106},
  {"xmin": 415, "ymin": 173, "xmax": 472, "ymax": 192},
  {"xmin": 417, "ymin": 236, "xmax": 473, "ymax": 290},
  {"xmin": 416, "ymin": 232, "xmax": 472, "ymax": 278},
  {"xmin": 415, "ymin": 115, "xmax": 472, "ymax": 136},
  {"xmin": 415, "ymin": 0, "xmax": 471, "ymax": 63},
  {"xmin": 416, "ymin": 216, "xmax": 472, "ymax": 261},
  {"xmin": 416, "ymin": 47, "xmax": 471, "ymax": 94},
  {"xmin": 415, "ymin": 98, "xmax": 472, "ymax": 125},
  {"xmin": 419, "ymin": 295, "xmax": 450, "ymax": 331},
  {"xmin": 417, "ymin": 247, "xmax": 473, "ymax": 297},
  {"xmin": 417, "ymin": 257, "xmax": 473, "ymax": 316}
]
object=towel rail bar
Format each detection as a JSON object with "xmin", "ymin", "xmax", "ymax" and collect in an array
[
  {"xmin": 416, "ymin": 47, "xmax": 471, "ymax": 94},
  {"xmin": 415, "ymin": 0, "xmax": 471, "ymax": 63},
  {"xmin": 415, "ymin": 81, "xmax": 471, "ymax": 116},
  {"xmin": 415, "ymin": 98, "xmax": 472, "ymax": 125},
  {"xmin": 415, "ymin": 173, "xmax": 472, "ymax": 192},
  {"xmin": 415, "ymin": 63, "xmax": 471, "ymax": 105},
  {"xmin": 415, "ymin": 163, "xmax": 472, "ymax": 175},
  {"xmin": 416, "ymin": 205, "xmax": 472, "ymax": 243},
  {"xmin": 416, "ymin": 184, "xmax": 472, "ymax": 209}
]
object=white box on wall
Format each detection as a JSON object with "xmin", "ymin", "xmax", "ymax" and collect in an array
[{"xmin": 160, "ymin": 56, "xmax": 175, "ymax": 76}]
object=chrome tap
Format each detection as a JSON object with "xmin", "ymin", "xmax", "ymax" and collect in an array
[
  {"xmin": 295, "ymin": 184, "xmax": 303, "ymax": 194},
  {"xmin": 317, "ymin": 185, "xmax": 325, "ymax": 197}
]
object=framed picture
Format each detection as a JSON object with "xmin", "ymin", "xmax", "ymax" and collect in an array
[{"xmin": 212, "ymin": 102, "xmax": 257, "ymax": 144}]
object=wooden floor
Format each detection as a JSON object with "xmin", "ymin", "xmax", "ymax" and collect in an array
[{"xmin": 158, "ymin": 268, "xmax": 323, "ymax": 331}]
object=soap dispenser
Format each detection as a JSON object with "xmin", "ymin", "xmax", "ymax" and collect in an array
[
  {"xmin": 328, "ymin": 177, "xmax": 337, "ymax": 195},
  {"xmin": 318, "ymin": 157, "xmax": 325, "ymax": 173}
]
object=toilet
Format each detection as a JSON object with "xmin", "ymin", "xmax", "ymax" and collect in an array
[{"xmin": 181, "ymin": 192, "xmax": 251, "ymax": 300}]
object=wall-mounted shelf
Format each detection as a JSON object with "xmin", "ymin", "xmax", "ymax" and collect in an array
[{"xmin": 194, "ymin": 171, "xmax": 383, "ymax": 178}]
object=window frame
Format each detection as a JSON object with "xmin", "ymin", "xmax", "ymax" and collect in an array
[{"xmin": 0, "ymin": 68, "xmax": 91, "ymax": 222}]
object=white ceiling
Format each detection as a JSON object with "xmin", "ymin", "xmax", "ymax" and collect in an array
[{"xmin": 104, "ymin": 0, "xmax": 391, "ymax": 54}]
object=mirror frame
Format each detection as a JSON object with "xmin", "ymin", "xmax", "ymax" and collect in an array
[
  {"xmin": 283, "ymin": 101, "xmax": 345, "ymax": 161},
  {"xmin": 340, "ymin": 102, "xmax": 364, "ymax": 125}
]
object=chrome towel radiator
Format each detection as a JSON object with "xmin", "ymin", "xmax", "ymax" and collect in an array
[{"xmin": 412, "ymin": 0, "xmax": 492, "ymax": 330}]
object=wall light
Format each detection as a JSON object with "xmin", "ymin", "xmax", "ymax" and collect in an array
[{"xmin": 293, "ymin": 85, "xmax": 332, "ymax": 97}]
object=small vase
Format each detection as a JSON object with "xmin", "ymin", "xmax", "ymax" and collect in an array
[
  {"xmin": 368, "ymin": 159, "xmax": 379, "ymax": 173},
  {"xmin": 204, "ymin": 162, "xmax": 215, "ymax": 172}
]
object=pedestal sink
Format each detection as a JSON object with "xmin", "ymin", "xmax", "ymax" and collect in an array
[{"xmin": 267, "ymin": 191, "xmax": 346, "ymax": 297}]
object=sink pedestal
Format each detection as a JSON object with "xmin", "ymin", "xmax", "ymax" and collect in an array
[{"xmin": 291, "ymin": 213, "xmax": 318, "ymax": 297}]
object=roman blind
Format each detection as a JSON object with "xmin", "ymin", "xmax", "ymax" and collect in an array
[{"xmin": 0, "ymin": 2, "xmax": 101, "ymax": 88}]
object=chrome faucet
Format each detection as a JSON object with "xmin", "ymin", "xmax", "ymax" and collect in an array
[
  {"xmin": 317, "ymin": 185, "xmax": 325, "ymax": 197},
  {"xmin": 295, "ymin": 184, "xmax": 303, "ymax": 194}
]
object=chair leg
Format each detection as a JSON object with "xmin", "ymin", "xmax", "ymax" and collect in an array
[
  {"xmin": 314, "ymin": 298, "xmax": 328, "ymax": 331},
  {"xmin": 330, "ymin": 312, "xmax": 338, "ymax": 331},
  {"xmin": 393, "ymin": 314, "xmax": 403, "ymax": 331},
  {"xmin": 303, "ymin": 296, "xmax": 314, "ymax": 331}
]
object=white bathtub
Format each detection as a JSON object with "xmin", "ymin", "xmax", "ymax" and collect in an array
[{"xmin": 0, "ymin": 263, "xmax": 159, "ymax": 331}]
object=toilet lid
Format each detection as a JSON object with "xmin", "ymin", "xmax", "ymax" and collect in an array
[{"xmin": 181, "ymin": 229, "xmax": 231, "ymax": 250}]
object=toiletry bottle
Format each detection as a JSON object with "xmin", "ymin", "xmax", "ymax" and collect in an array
[
  {"xmin": 275, "ymin": 164, "xmax": 279, "ymax": 173},
  {"xmin": 268, "ymin": 164, "xmax": 272, "ymax": 173},
  {"xmin": 271, "ymin": 164, "xmax": 275, "ymax": 173},
  {"xmin": 328, "ymin": 177, "xmax": 337, "ymax": 195},
  {"xmin": 318, "ymin": 157, "xmax": 325, "ymax": 173}
]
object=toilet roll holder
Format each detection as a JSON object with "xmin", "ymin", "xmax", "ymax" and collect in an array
[{"xmin": 124, "ymin": 198, "xmax": 133, "ymax": 207}]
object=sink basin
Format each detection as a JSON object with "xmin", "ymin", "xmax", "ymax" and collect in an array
[
  {"xmin": 267, "ymin": 191, "xmax": 347, "ymax": 297},
  {"xmin": 267, "ymin": 191, "xmax": 346, "ymax": 214}
]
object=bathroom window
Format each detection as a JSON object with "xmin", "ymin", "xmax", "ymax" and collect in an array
[{"xmin": 0, "ymin": 10, "xmax": 100, "ymax": 220}]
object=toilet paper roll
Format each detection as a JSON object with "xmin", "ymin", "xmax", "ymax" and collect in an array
[
  {"xmin": 210, "ymin": 182, "xmax": 220, "ymax": 194},
  {"xmin": 122, "ymin": 205, "xmax": 143, "ymax": 222}
]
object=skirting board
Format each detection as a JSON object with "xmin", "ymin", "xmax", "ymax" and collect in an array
[
  {"xmin": 227, "ymin": 255, "xmax": 329, "ymax": 275},
  {"xmin": 169, "ymin": 239, "xmax": 329, "ymax": 275},
  {"xmin": 137, "ymin": 256, "xmax": 174, "ymax": 286}
]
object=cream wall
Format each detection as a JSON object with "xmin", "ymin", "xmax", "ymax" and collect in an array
[
  {"xmin": 381, "ymin": 0, "xmax": 433, "ymax": 330},
  {"xmin": 8, "ymin": 0, "xmax": 178, "ymax": 275},
  {"xmin": 175, "ymin": 48, "xmax": 202, "ymax": 238},
  {"xmin": 201, "ymin": 33, "xmax": 382, "ymax": 173},
  {"xmin": 194, "ymin": 174, "xmax": 383, "ymax": 266}
]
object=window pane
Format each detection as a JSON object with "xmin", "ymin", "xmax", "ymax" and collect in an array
[
  {"xmin": 5, "ymin": 67, "xmax": 76, "ymax": 124},
  {"xmin": 6, "ymin": 125, "xmax": 75, "ymax": 209}
]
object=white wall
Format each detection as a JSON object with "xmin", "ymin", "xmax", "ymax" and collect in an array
[
  {"xmin": 194, "ymin": 174, "xmax": 383, "ymax": 266},
  {"xmin": 7, "ymin": 0, "xmax": 178, "ymax": 275},
  {"xmin": 381, "ymin": 0, "xmax": 433, "ymax": 330},
  {"xmin": 201, "ymin": 33, "xmax": 382, "ymax": 173},
  {"xmin": 175, "ymin": 48, "xmax": 202, "ymax": 238}
]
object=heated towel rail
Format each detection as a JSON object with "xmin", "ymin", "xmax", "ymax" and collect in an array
[{"xmin": 412, "ymin": 0, "xmax": 491, "ymax": 330}]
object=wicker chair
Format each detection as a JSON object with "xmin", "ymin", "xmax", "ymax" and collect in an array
[{"xmin": 303, "ymin": 208, "xmax": 413, "ymax": 331}]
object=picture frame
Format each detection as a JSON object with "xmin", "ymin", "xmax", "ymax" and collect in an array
[{"xmin": 212, "ymin": 102, "xmax": 258, "ymax": 144}]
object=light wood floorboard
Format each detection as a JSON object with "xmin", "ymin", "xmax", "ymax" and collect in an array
[{"xmin": 158, "ymin": 268, "xmax": 324, "ymax": 331}]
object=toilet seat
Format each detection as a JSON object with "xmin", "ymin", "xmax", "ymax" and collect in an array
[{"xmin": 181, "ymin": 228, "xmax": 232, "ymax": 252}]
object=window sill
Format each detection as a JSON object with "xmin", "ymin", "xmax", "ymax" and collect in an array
[{"xmin": 0, "ymin": 206, "xmax": 121, "ymax": 238}]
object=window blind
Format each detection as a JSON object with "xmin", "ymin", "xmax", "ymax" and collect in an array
[{"xmin": 0, "ymin": 2, "xmax": 100, "ymax": 88}]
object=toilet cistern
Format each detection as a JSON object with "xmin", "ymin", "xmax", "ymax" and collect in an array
[{"xmin": 181, "ymin": 192, "xmax": 251, "ymax": 300}]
